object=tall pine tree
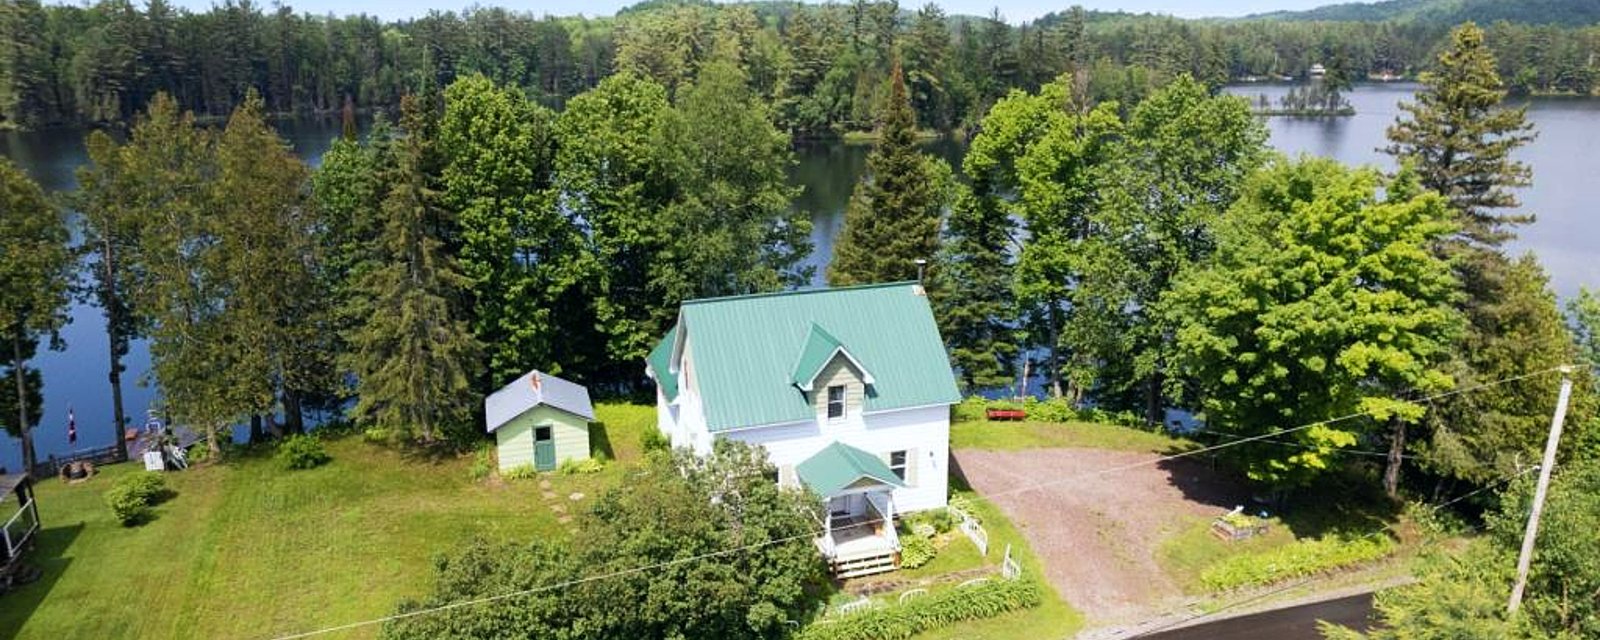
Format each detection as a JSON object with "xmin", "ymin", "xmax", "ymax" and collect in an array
[
  {"xmin": 828, "ymin": 58, "xmax": 950, "ymax": 287},
  {"xmin": 1384, "ymin": 22, "xmax": 1535, "ymax": 249},
  {"xmin": 345, "ymin": 95, "xmax": 482, "ymax": 444}
]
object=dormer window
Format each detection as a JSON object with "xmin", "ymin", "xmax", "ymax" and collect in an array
[{"xmin": 826, "ymin": 385, "xmax": 846, "ymax": 420}]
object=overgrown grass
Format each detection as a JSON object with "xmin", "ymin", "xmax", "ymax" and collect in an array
[
  {"xmin": 951, "ymin": 419, "xmax": 1197, "ymax": 455},
  {"xmin": 1159, "ymin": 472, "xmax": 1407, "ymax": 595},
  {"xmin": 0, "ymin": 403, "xmax": 653, "ymax": 640}
]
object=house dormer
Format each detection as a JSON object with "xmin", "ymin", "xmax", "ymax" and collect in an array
[{"xmin": 791, "ymin": 323, "xmax": 875, "ymax": 424}]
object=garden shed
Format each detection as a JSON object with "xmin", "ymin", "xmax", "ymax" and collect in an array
[{"xmin": 485, "ymin": 370, "xmax": 595, "ymax": 473}]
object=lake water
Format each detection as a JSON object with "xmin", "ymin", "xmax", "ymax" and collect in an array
[{"xmin": 2, "ymin": 84, "xmax": 1597, "ymax": 470}]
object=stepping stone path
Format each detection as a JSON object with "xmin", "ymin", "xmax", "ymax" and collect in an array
[{"xmin": 568, "ymin": 492, "xmax": 585, "ymax": 501}]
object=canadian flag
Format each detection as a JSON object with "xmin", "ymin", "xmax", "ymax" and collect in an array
[{"xmin": 67, "ymin": 406, "xmax": 77, "ymax": 445}]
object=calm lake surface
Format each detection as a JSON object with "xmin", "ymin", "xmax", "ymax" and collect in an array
[{"xmin": 2, "ymin": 83, "xmax": 1596, "ymax": 470}]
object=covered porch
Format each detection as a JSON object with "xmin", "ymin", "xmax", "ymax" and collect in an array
[{"xmin": 798, "ymin": 442, "xmax": 904, "ymax": 578}]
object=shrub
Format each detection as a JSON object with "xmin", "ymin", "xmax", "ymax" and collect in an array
[
  {"xmin": 468, "ymin": 445, "xmax": 494, "ymax": 482},
  {"xmin": 796, "ymin": 578, "xmax": 1043, "ymax": 640},
  {"xmin": 501, "ymin": 464, "xmax": 539, "ymax": 481},
  {"xmin": 902, "ymin": 508, "xmax": 954, "ymax": 535},
  {"xmin": 559, "ymin": 457, "xmax": 605, "ymax": 475},
  {"xmin": 1200, "ymin": 534, "xmax": 1396, "ymax": 591},
  {"xmin": 640, "ymin": 427, "xmax": 671, "ymax": 453},
  {"xmin": 900, "ymin": 534, "xmax": 936, "ymax": 569},
  {"xmin": 104, "ymin": 472, "xmax": 171, "ymax": 526},
  {"xmin": 952, "ymin": 397, "xmax": 989, "ymax": 423},
  {"xmin": 1022, "ymin": 397, "xmax": 1075, "ymax": 423},
  {"xmin": 277, "ymin": 434, "xmax": 331, "ymax": 470},
  {"xmin": 948, "ymin": 496, "xmax": 981, "ymax": 524}
]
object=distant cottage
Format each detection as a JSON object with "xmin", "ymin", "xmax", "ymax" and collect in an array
[
  {"xmin": 646, "ymin": 282, "xmax": 961, "ymax": 577},
  {"xmin": 485, "ymin": 370, "xmax": 595, "ymax": 473}
]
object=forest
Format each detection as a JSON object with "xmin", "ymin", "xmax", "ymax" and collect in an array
[{"xmin": 2, "ymin": 0, "xmax": 1599, "ymax": 132}]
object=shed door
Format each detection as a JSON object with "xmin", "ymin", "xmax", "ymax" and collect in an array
[{"xmin": 533, "ymin": 425, "xmax": 556, "ymax": 471}]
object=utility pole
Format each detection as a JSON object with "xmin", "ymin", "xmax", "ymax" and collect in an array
[{"xmin": 1507, "ymin": 365, "xmax": 1575, "ymax": 614}]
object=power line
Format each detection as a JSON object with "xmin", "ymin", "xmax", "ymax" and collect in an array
[
  {"xmin": 979, "ymin": 366, "xmax": 1563, "ymax": 503},
  {"xmin": 1181, "ymin": 426, "xmax": 1418, "ymax": 459},
  {"xmin": 269, "ymin": 365, "xmax": 1566, "ymax": 639}
]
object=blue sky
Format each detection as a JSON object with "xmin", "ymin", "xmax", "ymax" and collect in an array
[{"xmin": 76, "ymin": 0, "xmax": 1345, "ymax": 22}]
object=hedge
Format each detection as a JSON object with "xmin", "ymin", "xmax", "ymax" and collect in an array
[
  {"xmin": 1200, "ymin": 534, "xmax": 1396, "ymax": 591},
  {"xmin": 952, "ymin": 396, "xmax": 1144, "ymax": 428},
  {"xmin": 796, "ymin": 578, "xmax": 1042, "ymax": 640}
]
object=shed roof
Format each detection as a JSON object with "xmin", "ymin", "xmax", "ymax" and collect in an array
[
  {"xmin": 796, "ymin": 442, "xmax": 905, "ymax": 497},
  {"xmin": 484, "ymin": 370, "xmax": 594, "ymax": 433},
  {"xmin": 651, "ymin": 282, "xmax": 961, "ymax": 431}
]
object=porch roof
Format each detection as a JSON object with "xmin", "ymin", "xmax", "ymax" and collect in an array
[{"xmin": 796, "ymin": 442, "xmax": 904, "ymax": 497}]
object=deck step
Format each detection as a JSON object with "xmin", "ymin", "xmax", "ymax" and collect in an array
[{"xmin": 832, "ymin": 551, "xmax": 899, "ymax": 579}]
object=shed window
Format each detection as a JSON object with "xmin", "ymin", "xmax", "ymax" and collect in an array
[
  {"xmin": 888, "ymin": 450, "xmax": 908, "ymax": 481},
  {"xmin": 826, "ymin": 385, "xmax": 846, "ymax": 420}
]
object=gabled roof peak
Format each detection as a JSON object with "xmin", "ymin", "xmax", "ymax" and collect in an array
[
  {"xmin": 791, "ymin": 322, "xmax": 875, "ymax": 391},
  {"xmin": 484, "ymin": 369, "xmax": 594, "ymax": 432}
]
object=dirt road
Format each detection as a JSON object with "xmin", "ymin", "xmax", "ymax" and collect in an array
[{"xmin": 954, "ymin": 448, "xmax": 1246, "ymax": 626}]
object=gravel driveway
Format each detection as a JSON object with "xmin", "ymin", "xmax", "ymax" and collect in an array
[{"xmin": 953, "ymin": 448, "xmax": 1246, "ymax": 626}]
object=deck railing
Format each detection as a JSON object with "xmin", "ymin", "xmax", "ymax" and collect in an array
[{"xmin": 2, "ymin": 496, "xmax": 38, "ymax": 560}]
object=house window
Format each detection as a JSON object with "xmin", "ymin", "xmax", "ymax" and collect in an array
[
  {"xmin": 888, "ymin": 450, "xmax": 907, "ymax": 481},
  {"xmin": 826, "ymin": 385, "xmax": 846, "ymax": 420}
]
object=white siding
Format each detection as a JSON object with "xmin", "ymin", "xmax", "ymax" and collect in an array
[
  {"xmin": 721, "ymin": 404, "xmax": 951, "ymax": 514},
  {"xmin": 659, "ymin": 336, "xmax": 951, "ymax": 514}
]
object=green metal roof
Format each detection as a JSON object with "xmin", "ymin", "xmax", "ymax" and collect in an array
[
  {"xmin": 647, "ymin": 325, "xmax": 679, "ymax": 401},
  {"xmin": 789, "ymin": 323, "xmax": 874, "ymax": 391},
  {"xmin": 661, "ymin": 281, "xmax": 961, "ymax": 432},
  {"xmin": 796, "ymin": 441, "xmax": 905, "ymax": 496}
]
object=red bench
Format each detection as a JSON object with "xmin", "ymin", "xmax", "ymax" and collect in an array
[{"xmin": 985, "ymin": 408, "xmax": 1027, "ymax": 421}]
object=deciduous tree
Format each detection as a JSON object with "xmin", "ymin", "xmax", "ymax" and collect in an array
[
  {"xmin": 0, "ymin": 158, "xmax": 68, "ymax": 471},
  {"xmin": 439, "ymin": 75, "xmax": 583, "ymax": 386},
  {"xmin": 74, "ymin": 130, "xmax": 141, "ymax": 459},
  {"xmin": 1169, "ymin": 159, "xmax": 1460, "ymax": 491}
]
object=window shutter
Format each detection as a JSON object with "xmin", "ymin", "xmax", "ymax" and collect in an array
[{"xmin": 906, "ymin": 447, "xmax": 918, "ymax": 487}]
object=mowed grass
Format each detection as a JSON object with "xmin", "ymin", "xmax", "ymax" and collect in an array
[
  {"xmin": 0, "ymin": 403, "xmax": 655, "ymax": 640},
  {"xmin": 952, "ymin": 419, "xmax": 1197, "ymax": 454}
]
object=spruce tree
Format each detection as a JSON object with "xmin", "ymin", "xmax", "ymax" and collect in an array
[
  {"xmin": 1384, "ymin": 22, "xmax": 1535, "ymax": 249},
  {"xmin": 828, "ymin": 59, "xmax": 949, "ymax": 287},
  {"xmin": 934, "ymin": 184, "xmax": 1015, "ymax": 392},
  {"xmin": 345, "ymin": 96, "xmax": 482, "ymax": 444}
]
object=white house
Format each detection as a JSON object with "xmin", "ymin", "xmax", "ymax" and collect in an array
[{"xmin": 645, "ymin": 282, "xmax": 962, "ymax": 577}]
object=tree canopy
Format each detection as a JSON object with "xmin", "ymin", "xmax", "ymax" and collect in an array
[{"xmin": 1168, "ymin": 159, "xmax": 1461, "ymax": 488}]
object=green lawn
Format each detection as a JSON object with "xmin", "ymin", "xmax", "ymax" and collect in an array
[
  {"xmin": 0, "ymin": 403, "xmax": 654, "ymax": 640},
  {"xmin": 952, "ymin": 418, "xmax": 1197, "ymax": 454}
]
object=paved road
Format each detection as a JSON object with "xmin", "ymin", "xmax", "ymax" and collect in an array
[{"xmin": 1136, "ymin": 593, "xmax": 1375, "ymax": 640}]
